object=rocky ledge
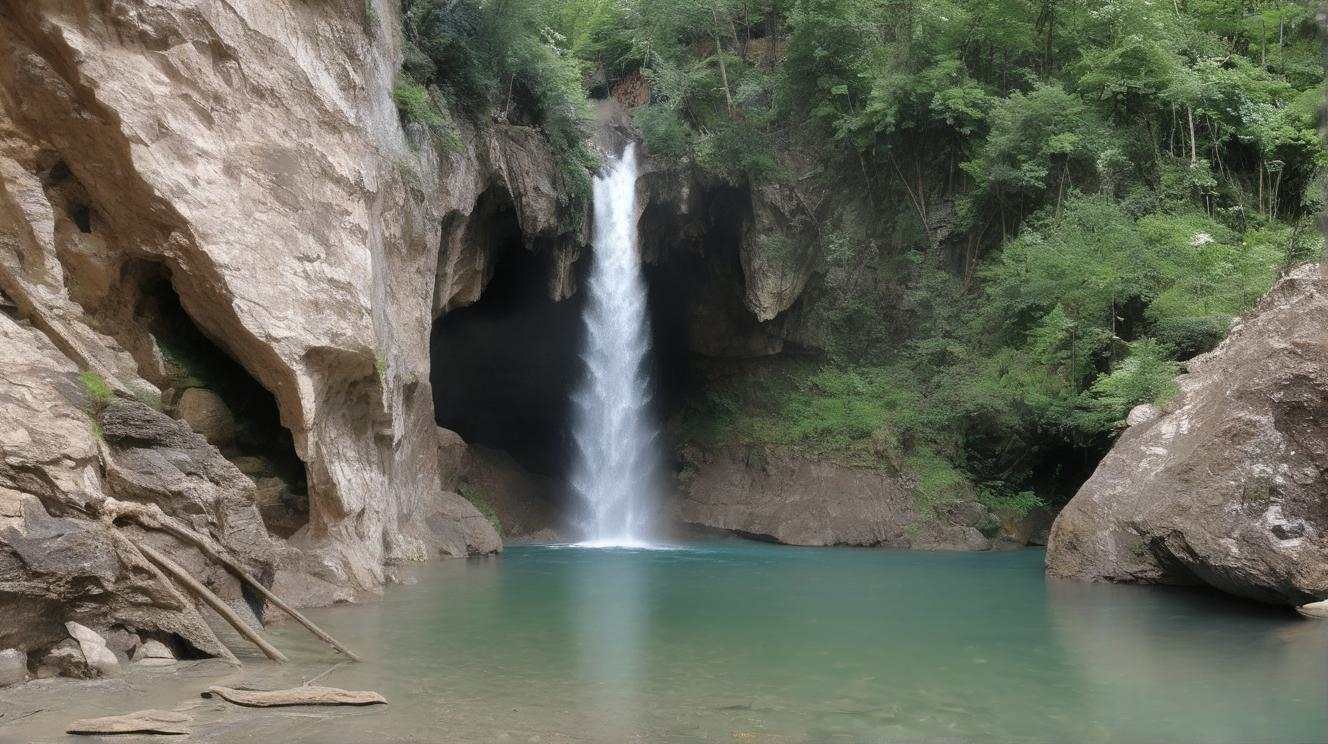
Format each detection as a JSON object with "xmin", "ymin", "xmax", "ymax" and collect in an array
[
  {"xmin": 1047, "ymin": 264, "xmax": 1328, "ymax": 605},
  {"xmin": 674, "ymin": 444, "xmax": 1051, "ymax": 550}
]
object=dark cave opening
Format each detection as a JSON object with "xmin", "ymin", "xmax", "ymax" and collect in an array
[
  {"xmin": 124, "ymin": 259, "xmax": 309, "ymax": 537},
  {"xmin": 430, "ymin": 189, "xmax": 585, "ymax": 480},
  {"xmin": 429, "ymin": 189, "xmax": 704, "ymax": 487}
]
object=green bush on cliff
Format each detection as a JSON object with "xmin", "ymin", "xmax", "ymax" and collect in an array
[
  {"xmin": 398, "ymin": 0, "xmax": 597, "ymax": 234},
  {"xmin": 80, "ymin": 370, "xmax": 113, "ymax": 412}
]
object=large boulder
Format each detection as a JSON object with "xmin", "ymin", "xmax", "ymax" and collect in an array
[
  {"xmin": 174, "ymin": 388, "xmax": 237, "ymax": 448},
  {"xmin": 1047, "ymin": 265, "xmax": 1328, "ymax": 605}
]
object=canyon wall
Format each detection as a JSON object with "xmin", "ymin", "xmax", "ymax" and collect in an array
[{"xmin": 0, "ymin": 0, "xmax": 594, "ymax": 665}]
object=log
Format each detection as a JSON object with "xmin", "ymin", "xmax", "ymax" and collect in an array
[
  {"xmin": 103, "ymin": 498, "xmax": 361, "ymax": 662},
  {"xmin": 67, "ymin": 710, "xmax": 190, "ymax": 735},
  {"xmin": 101, "ymin": 524, "xmax": 240, "ymax": 666},
  {"xmin": 135, "ymin": 542, "xmax": 288, "ymax": 664},
  {"xmin": 203, "ymin": 685, "xmax": 387, "ymax": 707}
]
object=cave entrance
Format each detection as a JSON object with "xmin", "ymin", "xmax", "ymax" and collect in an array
[
  {"xmin": 123, "ymin": 259, "xmax": 309, "ymax": 538},
  {"xmin": 430, "ymin": 188, "xmax": 584, "ymax": 481},
  {"xmin": 429, "ymin": 186, "xmax": 699, "ymax": 510}
]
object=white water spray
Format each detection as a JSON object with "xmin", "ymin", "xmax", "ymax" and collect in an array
[{"xmin": 570, "ymin": 145, "xmax": 661, "ymax": 547}]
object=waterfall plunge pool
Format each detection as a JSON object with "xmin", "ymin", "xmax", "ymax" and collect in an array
[{"xmin": 5, "ymin": 542, "xmax": 1326, "ymax": 743}]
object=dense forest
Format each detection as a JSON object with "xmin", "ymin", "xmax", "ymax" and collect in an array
[{"xmin": 392, "ymin": 0, "xmax": 1325, "ymax": 515}]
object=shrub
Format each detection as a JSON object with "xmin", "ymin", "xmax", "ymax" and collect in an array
[
  {"xmin": 460, "ymin": 485, "xmax": 502, "ymax": 534},
  {"xmin": 79, "ymin": 370, "xmax": 113, "ymax": 411}
]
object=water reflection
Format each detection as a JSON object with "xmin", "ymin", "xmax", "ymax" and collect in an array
[
  {"xmin": 571, "ymin": 548, "xmax": 651, "ymax": 739},
  {"xmin": 1047, "ymin": 577, "xmax": 1328, "ymax": 743}
]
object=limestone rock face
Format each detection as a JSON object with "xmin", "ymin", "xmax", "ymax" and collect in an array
[
  {"xmin": 675, "ymin": 445, "xmax": 1004, "ymax": 550},
  {"xmin": 0, "ymin": 312, "xmax": 270, "ymax": 661},
  {"xmin": 0, "ymin": 0, "xmax": 572, "ymax": 610},
  {"xmin": 1047, "ymin": 265, "xmax": 1328, "ymax": 605},
  {"xmin": 174, "ymin": 388, "xmax": 237, "ymax": 448}
]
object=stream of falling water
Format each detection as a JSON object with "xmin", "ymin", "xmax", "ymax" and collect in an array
[{"xmin": 569, "ymin": 144, "xmax": 660, "ymax": 546}]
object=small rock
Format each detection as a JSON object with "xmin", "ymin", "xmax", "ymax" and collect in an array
[
  {"xmin": 1296, "ymin": 600, "xmax": 1328, "ymax": 619},
  {"xmin": 65, "ymin": 621, "xmax": 119, "ymax": 675},
  {"xmin": 67, "ymin": 709, "xmax": 190, "ymax": 736},
  {"xmin": 101, "ymin": 628, "xmax": 142, "ymax": 659},
  {"xmin": 38, "ymin": 640, "xmax": 95, "ymax": 679},
  {"xmin": 134, "ymin": 639, "xmax": 175, "ymax": 661},
  {"xmin": 174, "ymin": 387, "xmax": 237, "ymax": 447},
  {"xmin": 1126, "ymin": 403, "xmax": 1161, "ymax": 427},
  {"xmin": 230, "ymin": 455, "xmax": 271, "ymax": 477},
  {"xmin": 0, "ymin": 648, "xmax": 27, "ymax": 687}
]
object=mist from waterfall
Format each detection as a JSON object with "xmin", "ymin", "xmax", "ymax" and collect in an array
[{"xmin": 569, "ymin": 144, "xmax": 661, "ymax": 547}]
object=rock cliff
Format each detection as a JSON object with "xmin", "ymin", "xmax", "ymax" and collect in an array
[
  {"xmin": 1046, "ymin": 265, "xmax": 1328, "ymax": 605},
  {"xmin": 0, "ymin": 0, "xmax": 593, "ymax": 667}
]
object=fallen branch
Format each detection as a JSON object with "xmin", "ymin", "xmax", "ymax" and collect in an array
[
  {"xmin": 203, "ymin": 685, "xmax": 386, "ymax": 707},
  {"xmin": 101, "ymin": 524, "xmax": 240, "ymax": 667},
  {"xmin": 303, "ymin": 661, "xmax": 349, "ymax": 687},
  {"xmin": 101, "ymin": 498, "xmax": 361, "ymax": 661},
  {"xmin": 135, "ymin": 542, "xmax": 288, "ymax": 664}
]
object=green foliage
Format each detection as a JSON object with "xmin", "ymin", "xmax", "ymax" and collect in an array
[
  {"xmin": 80, "ymin": 370, "xmax": 114, "ymax": 412},
  {"xmin": 374, "ymin": 351, "xmax": 387, "ymax": 385},
  {"xmin": 392, "ymin": 74, "xmax": 461, "ymax": 151},
  {"xmin": 400, "ymin": 0, "xmax": 597, "ymax": 233},
  {"xmin": 460, "ymin": 485, "xmax": 503, "ymax": 535},
  {"xmin": 1075, "ymin": 340, "xmax": 1182, "ymax": 433}
]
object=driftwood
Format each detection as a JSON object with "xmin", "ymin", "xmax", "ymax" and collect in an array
[
  {"xmin": 67, "ymin": 709, "xmax": 190, "ymax": 735},
  {"xmin": 102, "ymin": 498, "xmax": 361, "ymax": 662},
  {"xmin": 135, "ymin": 542, "xmax": 289, "ymax": 664},
  {"xmin": 203, "ymin": 685, "xmax": 387, "ymax": 707},
  {"xmin": 101, "ymin": 524, "xmax": 240, "ymax": 666}
]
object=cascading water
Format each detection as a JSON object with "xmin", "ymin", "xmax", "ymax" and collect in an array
[{"xmin": 569, "ymin": 144, "xmax": 661, "ymax": 547}]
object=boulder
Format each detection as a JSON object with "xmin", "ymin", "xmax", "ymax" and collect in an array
[
  {"xmin": 1047, "ymin": 265, "xmax": 1328, "ymax": 605},
  {"xmin": 173, "ymin": 388, "xmax": 237, "ymax": 448},
  {"xmin": 133, "ymin": 639, "xmax": 174, "ymax": 661},
  {"xmin": 0, "ymin": 648, "xmax": 27, "ymax": 687},
  {"xmin": 64, "ymin": 622, "xmax": 118, "ymax": 675}
]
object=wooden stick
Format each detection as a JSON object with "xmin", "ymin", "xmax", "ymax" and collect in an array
[
  {"xmin": 101, "ymin": 524, "xmax": 240, "ymax": 667},
  {"xmin": 135, "ymin": 542, "xmax": 288, "ymax": 664},
  {"xmin": 102, "ymin": 499, "xmax": 361, "ymax": 662}
]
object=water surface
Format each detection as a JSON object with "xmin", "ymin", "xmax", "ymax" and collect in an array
[{"xmin": 5, "ymin": 543, "xmax": 1326, "ymax": 743}]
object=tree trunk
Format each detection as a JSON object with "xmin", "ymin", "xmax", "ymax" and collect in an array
[{"xmin": 711, "ymin": 4, "xmax": 735, "ymax": 115}]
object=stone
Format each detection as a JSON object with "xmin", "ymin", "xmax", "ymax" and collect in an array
[
  {"xmin": 67, "ymin": 710, "xmax": 190, "ymax": 736},
  {"xmin": 1125, "ymin": 403, "xmax": 1160, "ymax": 427},
  {"xmin": 1047, "ymin": 265, "xmax": 1328, "ymax": 605},
  {"xmin": 65, "ymin": 622, "xmax": 118, "ymax": 675},
  {"xmin": 133, "ymin": 639, "xmax": 174, "ymax": 661},
  {"xmin": 0, "ymin": 648, "xmax": 27, "ymax": 687},
  {"xmin": 203, "ymin": 685, "xmax": 387, "ymax": 707},
  {"xmin": 676, "ymin": 444, "xmax": 998, "ymax": 550},
  {"xmin": 1296, "ymin": 600, "xmax": 1328, "ymax": 619},
  {"xmin": 101, "ymin": 628, "xmax": 142, "ymax": 659},
  {"xmin": 174, "ymin": 388, "xmax": 237, "ymax": 448},
  {"xmin": 37, "ymin": 640, "xmax": 94, "ymax": 679}
]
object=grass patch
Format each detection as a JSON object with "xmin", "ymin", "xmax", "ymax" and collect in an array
[
  {"xmin": 79, "ymin": 370, "xmax": 114, "ymax": 410},
  {"xmin": 460, "ymin": 485, "xmax": 502, "ymax": 535},
  {"xmin": 393, "ymin": 75, "xmax": 462, "ymax": 152},
  {"xmin": 374, "ymin": 351, "xmax": 387, "ymax": 385}
]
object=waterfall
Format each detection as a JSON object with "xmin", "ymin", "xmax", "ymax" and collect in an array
[{"xmin": 570, "ymin": 144, "xmax": 660, "ymax": 547}]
